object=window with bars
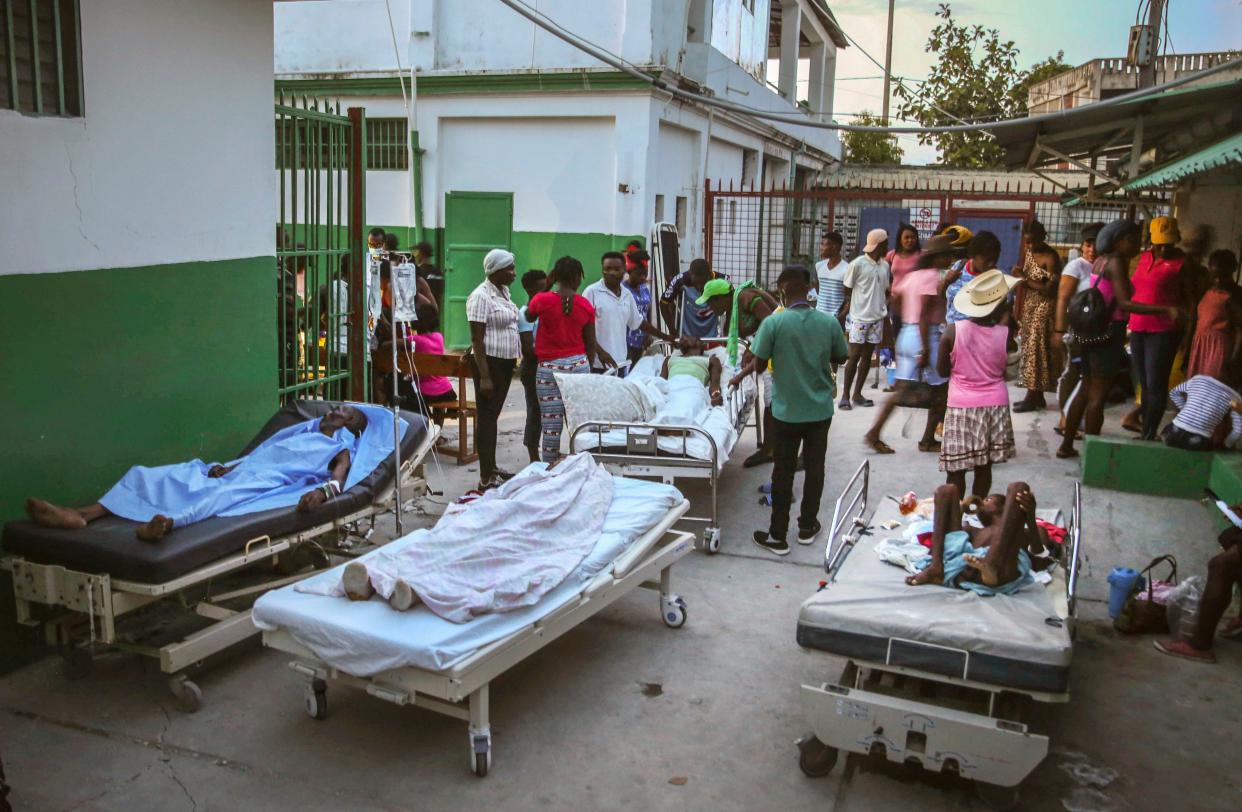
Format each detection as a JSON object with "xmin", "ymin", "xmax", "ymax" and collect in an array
[
  {"xmin": 0, "ymin": 0, "xmax": 82, "ymax": 116},
  {"xmin": 366, "ymin": 117, "xmax": 409, "ymax": 171}
]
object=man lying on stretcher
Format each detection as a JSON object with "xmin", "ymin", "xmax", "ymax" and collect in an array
[
  {"xmin": 25, "ymin": 406, "xmax": 369, "ymax": 542},
  {"xmin": 906, "ymin": 482, "xmax": 1050, "ymax": 595},
  {"xmin": 660, "ymin": 337, "xmax": 725, "ymax": 407}
]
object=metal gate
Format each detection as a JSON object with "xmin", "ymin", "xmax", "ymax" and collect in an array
[
  {"xmin": 703, "ymin": 178, "xmax": 1165, "ymax": 289},
  {"xmin": 275, "ymin": 95, "xmax": 367, "ymax": 403}
]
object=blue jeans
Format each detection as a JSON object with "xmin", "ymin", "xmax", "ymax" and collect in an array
[{"xmin": 1131, "ymin": 329, "xmax": 1181, "ymax": 440}]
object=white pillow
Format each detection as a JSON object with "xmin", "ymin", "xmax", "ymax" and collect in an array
[{"xmin": 554, "ymin": 372, "xmax": 654, "ymax": 434}]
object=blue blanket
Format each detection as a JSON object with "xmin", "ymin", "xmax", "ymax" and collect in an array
[
  {"xmin": 915, "ymin": 530, "xmax": 1034, "ymax": 596},
  {"xmin": 99, "ymin": 404, "xmax": 405, "ymax": 525}
]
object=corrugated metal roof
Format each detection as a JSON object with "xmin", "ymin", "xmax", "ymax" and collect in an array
[{"xmin": 1124, "ymin": 131, "xmax": 1242, "ymax": 189}]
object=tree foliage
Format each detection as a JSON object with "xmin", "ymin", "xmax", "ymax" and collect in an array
[
  {"xmin": 894, "ymin": 4, "xmax": 1071, "ymax": 168},
  {"xmin": 843, "ymin": 111, "xmax": 905, "ymax": 165}
]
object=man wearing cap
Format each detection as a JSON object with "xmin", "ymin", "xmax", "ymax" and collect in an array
[
  {"xmin": 748, "ymin": 265, "xmax": 849, "ymax": 556},
  {"xmin": 838, "ymin": 229, "xmax": 892, "ymax": 410},
  {"xmin": 466, "ymin": 248, "xmax": 521, "ymax": 489},
  {"xmin": 584, "ymin": 251, "xmax": 675, "ymax": 376}
]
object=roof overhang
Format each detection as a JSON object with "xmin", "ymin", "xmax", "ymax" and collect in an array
[{"xmin": 1125, "ymin": 130, "xmax": 1242, "ymax": 190}]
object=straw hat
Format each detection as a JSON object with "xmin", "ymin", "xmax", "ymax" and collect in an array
[
  {"xmin": 953, "ymin": 269, "xmax": 1019, "ymax": 318},
  {"xmin": 916, "ymin": 234, "xmax": 961, "ymax": 265}
]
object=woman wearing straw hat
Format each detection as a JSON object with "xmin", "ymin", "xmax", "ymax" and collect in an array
[{"xmin": 938, "ymin": 232, "xmax": 1019, "ymax": 498}]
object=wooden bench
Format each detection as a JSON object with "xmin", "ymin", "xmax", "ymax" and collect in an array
[{"xmin": 374, "ymin": 345, "xmax": 479, "ymax": 465}]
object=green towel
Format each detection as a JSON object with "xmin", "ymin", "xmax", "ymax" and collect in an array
[{"xmin": 727, "ymin": 281, "xmax": 756, "ymax": 366}]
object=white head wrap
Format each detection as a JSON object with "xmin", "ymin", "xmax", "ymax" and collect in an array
[{"xmin": 483, "ymin": 248, "xmax": 516, "ymax": 276}]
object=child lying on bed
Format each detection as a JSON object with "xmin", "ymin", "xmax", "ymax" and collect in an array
[
  {"xmin": 25, "ymin": 406, "xmax": 370, "ymax": 542},
  {"xmin": 660, "ymin": 337, "xmax": 724, "ymax": 408},
  {"xmin": 905, "ymin": 482, "xmax": 1049, "ymax": 595}
]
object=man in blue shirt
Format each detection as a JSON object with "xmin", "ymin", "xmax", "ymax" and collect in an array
[
  {"xmin": 747, "ymin": 265, "xmax": 849, "ymax": 556},
  {"xmin": 624, "ymin": 251, "xmax": 654, "ymax": 364},
  {"xmin": 660, "ymin": 258, "xmax": 725, "ymax": 338}
]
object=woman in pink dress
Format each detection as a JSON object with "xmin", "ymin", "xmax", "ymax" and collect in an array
[{"xmin": 1186, "ymin": 249, "xmax": 1241, "ymax": 380}]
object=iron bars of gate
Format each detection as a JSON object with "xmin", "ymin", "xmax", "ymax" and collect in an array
[
  {"xmin": 275, "ymin": 95, "xmax": 367, "ymax": 404},
  {"xmin": 703, "ymin": 178, "xmax": 1168, "ymax": 289}
]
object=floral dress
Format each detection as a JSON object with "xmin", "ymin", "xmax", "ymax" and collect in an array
[{"xmin": 1018, "ymin": 250, "xmax": 1059, "ymax": 392}]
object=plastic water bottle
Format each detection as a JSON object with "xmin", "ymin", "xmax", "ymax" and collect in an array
[{"xmin": 1106, "ymin": 567, "xmax": 1144, "ymax": 619}]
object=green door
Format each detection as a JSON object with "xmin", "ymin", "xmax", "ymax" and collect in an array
[{"xmin": 443, "ymin": 191, "xmax": 514, "ymax": 349}]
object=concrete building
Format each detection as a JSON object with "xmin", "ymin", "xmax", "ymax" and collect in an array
[
  {"xmin": 274, "ymin": 0, "xmax": 848, "ymax": 347},
  {"xmin": 0, "ymin": 0, "xmax": 278, "ymax": 669},
  {"xmin": 1026, "ymin": 51, "xmax": 1241, "ymax": 114}
]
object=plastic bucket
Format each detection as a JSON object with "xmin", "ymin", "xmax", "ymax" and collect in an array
[{"xmin": 1106, "ymin": 567, "xmax": 1144, "ymax": 619}]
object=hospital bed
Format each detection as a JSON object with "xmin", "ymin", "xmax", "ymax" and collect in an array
[
  {"xmin": 568, "ymin": 338, "xmax": 761, "ymax": 554},
  {"xmin": 795, "ymin": 461, "xmax": 1083, "ymax": 809},
  {"xmin": 1, "ymin": 400, "xmax": 436, "ymax": 712},
  {"xmin": 254, "ymin": 475, "xmax": 693, "ymax": 777}
]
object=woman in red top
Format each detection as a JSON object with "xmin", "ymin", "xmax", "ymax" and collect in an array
[
  {"xmin": 1186, "ymin": 249, "xmax": 1242, "ymax": 380},
  {"xmin": 1129, "ymin": 216, "xmax": 1193, "ymax": 440},
  {"xmin": 526, "ymin": 256, "xmax": 615, "ymax": 463}
]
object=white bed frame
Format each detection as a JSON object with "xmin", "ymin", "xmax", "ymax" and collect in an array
[
  {"xmin": 262, "ymin": 499, "xmax": 693, "ymax": 777},
  {"xmin": 797, "ymin": 462, "xmax": 1084, "ymax": 810},
  {"xmin": 568, "ymin": 339, "xmax": 761, "ymax": 555},
  {"xmin": 2, "ymin": 426, "xmax": 438, "ymax": 713}
]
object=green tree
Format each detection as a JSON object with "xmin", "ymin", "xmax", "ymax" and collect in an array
[
  {"xmin": 895, "ymin": 4, "xmax": 1070, "ymax": 167},
  {"xmin": 843, "ymin": 112, "xmax": 905, "ymax": 164}
]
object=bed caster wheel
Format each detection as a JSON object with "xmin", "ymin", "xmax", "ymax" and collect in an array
[
  {"xmin": 305, "ymin": 682, "xmax": 328, "ymax": 720},
  {"xmin": 170, "ymin": 677, "xmax": 202, "ymax": 714},
  {"xmin": 470, "ymin": 732, "xmax": 492, "ymax": 778},
  {"xmin": 702, "ymin": 528, "xmax": 721, "ymax": 554},
  {"xmin": 661, "ymin": 595, "xmax": 687, "ymax": 629},
  {"xmin": 61, "ymin": 647, "xmax": 93, "ymax": 681},
  {"xmin": 797, "ymin": 735, "xmax": 838, "ymax": 777},
  {"xmin": 975, "ymin": 781, "xmax": 1020, "ymax": 811}
]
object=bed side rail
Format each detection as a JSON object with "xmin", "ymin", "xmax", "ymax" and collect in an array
[
  {"xmin": 1066, "ymin": 480, "xmax": 1084, "ymax": 615},
  {"xmin": 569, "ymin": 420, "xmax": 719, "ymax": 466},
  {"xmin": 824, "ymin": 460, "xmax": 871, "ymax": 576}
]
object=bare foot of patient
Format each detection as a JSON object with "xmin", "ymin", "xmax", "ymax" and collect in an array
[
  {"xmin": 342, "ymin": 562, "xmax": 375, "ymax": 601},
  {"xmin": 26, "ymin": 498, "xmax": 87, "ymax": 529},
  {"xmin": 963, "ymin": 553, "xmax": 999, "ymax": 586},
  {"xmin": 136, "ymin": 515, "xmax": 174, "ymax": 541},
  {"xmin": 388, "ymin": 579, "xmax": 419, "ymax": 611},
  {"xmin": 906, "ymin": 563, "xmax": 944, "ymax": 586}
]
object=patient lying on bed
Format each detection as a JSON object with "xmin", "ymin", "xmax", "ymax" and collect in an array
[
  {"xmin": 25, "ymin": 406, "xmax": 369, "ymax": 542},
  {"xmin": 661, "ymin": 338, "xmax": 724, "ymax": 408},
  {"xmin": 905, "ymin": 482, "xmax": 1048, "ymax": 595}
]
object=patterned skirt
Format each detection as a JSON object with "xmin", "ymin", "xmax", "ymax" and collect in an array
[{"xmin": 939, "ymin": 405, "xmax": 1016, "ymax": 473}]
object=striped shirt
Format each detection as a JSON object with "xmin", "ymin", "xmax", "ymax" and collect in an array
[
  {"xmin": 466, "ymin": 281, "xmax": 521, "ymax": 359},
  {"xmin": 815, "ymin": 258, "xmax": 848, "ymax": 317},
  {"xmin": 1170, "ymin": 376, "xmax": 1242, "ymax": 447}
]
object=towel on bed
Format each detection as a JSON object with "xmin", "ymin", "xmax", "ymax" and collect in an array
[
  {"xmin": 99, "ymin": 404, "xmax": 404, "ymax": 525},
  {"xmin": 298, "ymin": 453, "xmax": 615, "ymax": 623}
]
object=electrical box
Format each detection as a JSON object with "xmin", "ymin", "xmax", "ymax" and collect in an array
[{"xmin": 1127, "ymin": 25, "xmax": 1155, "ymax": 67}]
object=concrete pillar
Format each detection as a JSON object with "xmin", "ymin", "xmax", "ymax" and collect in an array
[
  {"xmin": 778, "ymin": 0, "xmax": 801, "ymax": 101},
  {"xmin": 807, "ymin": 41, "xmax": 826, "ymax": 116},
  {"xmin": 821, "ymin": 45, "xmax": 837, "ymax": 121}
]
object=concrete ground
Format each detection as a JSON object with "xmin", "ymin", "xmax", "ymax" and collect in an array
[{"xmin": 4, "ymin": 380, "xmax": 1241, "ymax": 811}]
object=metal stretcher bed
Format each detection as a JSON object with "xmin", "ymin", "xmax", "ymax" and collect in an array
[
  {"xmin": 795, "ymin": 462, "xmax": 1083, "ymax": 809},
  {"xmin": 255, "ymin": 477, "xmax": 693, "ymax": 777},
  {"xmin": 568, "ymin": 338, "xmax": 761, "ymax": 554},
  {"xmin": 1, "ymin": 400, "xmax": 436, "ymax": 711}
]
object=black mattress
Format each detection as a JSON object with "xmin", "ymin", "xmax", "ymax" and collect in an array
[{"xmin": 3, "ymin": 401, "xmax": 429, "ymax": 584}]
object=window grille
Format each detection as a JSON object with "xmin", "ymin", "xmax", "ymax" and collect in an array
[
  {"xmin": 0, "ymin": 0, "xmax": 83, "ymax": 116},
  {"xmin": 366, "ymin": 117, "xmax": 409, "ymax": 170}
]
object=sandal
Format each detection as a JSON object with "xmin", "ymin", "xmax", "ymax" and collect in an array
[
  {"xmin": 866, "ymin": 438, "xmax": 896, "ymax": 455},
  {"xmin": 1055, "ymin": 447, "xmax": 1079, "ymax": 459},
  {"xmin": 918, "ymin": 441, "xmax": 942, "ymax": 453},
  {"xmin": 1052, "ymin": 426, "xmax": 1085, "ymax": 440}
]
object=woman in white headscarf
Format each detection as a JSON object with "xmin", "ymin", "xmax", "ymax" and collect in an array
[{"xmin": 466, "ymin": 249, "xmax": 521, "ymax": 490}]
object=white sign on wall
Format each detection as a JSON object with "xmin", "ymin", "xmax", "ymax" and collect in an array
[{"xmin": 909, "ymin": 205, "xmax": 942, "ymax": 239}]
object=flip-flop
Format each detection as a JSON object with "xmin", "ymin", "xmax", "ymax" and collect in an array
[
  {"xmin": 1055, "ymin": 448, "xmax": 1079, "ymax": 459},
  {"xmin": 1052, "ymin": 426, "xmax": 1085, "ymax": 440},
  {"xmin": 867, "ymin": 439, "xmax": 896, "ymax": 454},
  {"xmin": 918, "ymin": 441, "xmax": 942, "ymax": 453}
]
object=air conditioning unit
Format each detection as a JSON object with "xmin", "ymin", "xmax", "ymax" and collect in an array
[{"xmin": 1127, "ymin": 25, "xmax": 1155, "ymax": 67}]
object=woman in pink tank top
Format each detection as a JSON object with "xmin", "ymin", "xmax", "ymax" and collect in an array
[{"xmin": 938, "ymin": 231, "xmax": 1018, "ymax": 498}]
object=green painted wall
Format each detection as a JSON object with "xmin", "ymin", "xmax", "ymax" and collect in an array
[
  {"xmin": 375, "ymin": 225, "xmax": 643, "ymax": 346},
  {"xmin": 0, "ymin": 256, "xmax": 275, "ymax": 672}
]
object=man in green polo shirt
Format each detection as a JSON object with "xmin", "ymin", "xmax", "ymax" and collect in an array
[{"xmin": 748, "ymin": 265, "xmax": 849, "ymax": 556}]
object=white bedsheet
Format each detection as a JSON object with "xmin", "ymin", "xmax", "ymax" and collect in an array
[
  {"xmin": 253, "ymin": 473, "xmax": 684, "ymax": 676},
  {"xmin": 571, "ymin": 349, "xmax": 755, "ymax": 466}
]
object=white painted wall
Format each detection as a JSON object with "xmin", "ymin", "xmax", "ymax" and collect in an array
[
  {"xmin": 1, "ymin": 0, "xmax": 274, "ymax": 275},
  {"xmin": 711, "ymin": 0, "xmax": 771, "ymax": 81},
  {"xmin": 274, "ymin": 0, "xmax": 406, "ymax": 74}
]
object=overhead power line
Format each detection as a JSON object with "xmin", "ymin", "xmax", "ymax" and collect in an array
[{"xmin": 493, "ymin": 0, "xmax": 1242, "ymax": 135}]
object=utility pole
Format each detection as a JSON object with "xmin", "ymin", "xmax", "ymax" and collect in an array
[
  {"xmin": 881, "ymin": 0, "xmax": 895, "ymax": 123},
  {"xmin": 1138, "ymin": 0, "xmax": 1165, "ymax": 88}
]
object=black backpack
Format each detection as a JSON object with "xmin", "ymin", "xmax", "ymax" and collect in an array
[{"xmin": 1066, "ymin": 260, "xmax": 1114, "ymax": 345}]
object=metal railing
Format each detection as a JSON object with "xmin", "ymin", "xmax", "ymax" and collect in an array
[{"xmin": 823, "ymin": 460, "xmax": 871, "ymax": 576}]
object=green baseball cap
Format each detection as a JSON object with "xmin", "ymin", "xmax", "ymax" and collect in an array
[{"xmin": 694, "ymin": 278, "xmax": 732, "ymax": 305}]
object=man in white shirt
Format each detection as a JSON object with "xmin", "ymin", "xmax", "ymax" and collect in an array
[
  {"xmin": 814, "ymin": 231, "xmax": 849, "ymax": 326},
  {"xmin": 584, "ymin": 251, "xmax": 675, "ymax": 376},
  {"xmin": 838, "ymin": 228, "xmax": 891, "ymax": 409}
]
